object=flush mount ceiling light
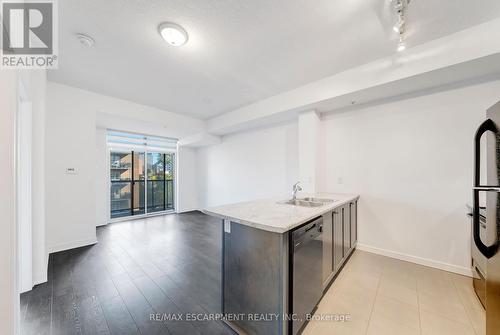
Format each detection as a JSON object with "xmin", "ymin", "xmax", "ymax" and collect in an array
[
  {"xmin": 76, "ymin": 33, "xmax": 95, "ymax": 47},
  {"xmin": 392, "ymin": 0, "xmax": 410, "ymax": 52},
  {"xmin": 158, "ymin": 22, "xmax": 188, "ymax": 47}
]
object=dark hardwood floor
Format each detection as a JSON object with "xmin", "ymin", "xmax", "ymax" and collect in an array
[{"xmin": 20, "ymin": 211, "xmax": 236, "ymax": 335}]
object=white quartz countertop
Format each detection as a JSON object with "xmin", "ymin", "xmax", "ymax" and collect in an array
[{"xmin": 202, "ymin": 193, "xmax": 360, "ymax": 233}]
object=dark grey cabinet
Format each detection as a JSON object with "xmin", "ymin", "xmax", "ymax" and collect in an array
[
  {"xmin": 323, "ymin": 199, "xmax": 358, "ymax": 290},
  {"xmin": 332, "ymin": 208, "xmax": 343, "ymax": 273},
  {"xmin": 322, "ymin": 210, "xmax": 333, "ymax": 286},
  {"xmin": 350, "ymin": 201, "xmax": 357, "ymax": 247},
  {"xmin": 342, "ymin": 205, "xmax": 351, "ymax": 256}
]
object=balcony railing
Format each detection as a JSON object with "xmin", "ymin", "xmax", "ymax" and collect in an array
[{"xmin": 110, "ymin": 179, "xmax": 174, "ymax": 219}]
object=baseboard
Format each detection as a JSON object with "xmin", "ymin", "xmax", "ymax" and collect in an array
[
  {"xmin": 177, "ymin": 208, "xmax": 200, "ymax": 214},
  {"xmin": 357, "ymin": 243, "xmax": 473, "ymax": 277},
  {"xmin": 48, "ymin": 238, "xmax": 98, "ymax": 254},
  {"xmin": 107, "ymin": 210, "xmax": 176, "ymax": 224}
]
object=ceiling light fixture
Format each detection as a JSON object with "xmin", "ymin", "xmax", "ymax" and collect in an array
[
  {"xmin": 392, "ymin": 0, "xmax": 410, "ymax": 52},
  {"xmin": 158, "ymin": 22, "xmax": 188, "ymax": 47},
  {"xmin": 76, "ymin": 33, "xmax": 95, "ymax": 48}
]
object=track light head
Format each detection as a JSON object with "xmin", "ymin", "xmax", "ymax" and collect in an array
[
  {"xmin": 393, "ymin": 18, "xmax": 405, "ymax": 33},
  {"xmin": 397, "ymin": 36, "xmax": 406, "ymax": 52},
  {"xmin": 392, "ymin": 0, "xmax": 410, "ymax": 52}
]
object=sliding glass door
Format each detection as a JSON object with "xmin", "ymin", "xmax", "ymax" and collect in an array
[
  {"xmin": 110, "ymin": 151, "xmax": 133, "ymax": 218},
  {"xmin": 147, "ymin": 152, "xmax": 175, "ymax": 213},
  {"xmin": 110, "ymin": 150, "xmax": 175, "ymax": 219}
]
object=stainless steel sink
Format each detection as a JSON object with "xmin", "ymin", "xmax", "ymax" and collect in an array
[
  {"xmin": 279, "ymin": 199, "xmax": 325, "ymax": 207},
  {"xmin": 298, "ymin": 197, "xmax": 337, "ymax": 203}
]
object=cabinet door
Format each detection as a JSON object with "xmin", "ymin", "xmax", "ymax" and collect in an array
[
  {"xmin": 350, "ymin": 201, "xmax": 357, "ymax": 247},
  {"xmin": 343, "ymin": 205, "xmax": 351, "ymax": 256},
  {"xmin": 333, "ymin": 209, "xmax": 343, "ymax": 272},
  {"xmin": 322, "ymin": 211, "xmax": 333, "ymax": 285}
]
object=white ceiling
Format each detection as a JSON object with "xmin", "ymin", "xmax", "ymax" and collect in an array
[{"xmin": 48, "ymin": 0, "xmax": 500, "ymax": 120}]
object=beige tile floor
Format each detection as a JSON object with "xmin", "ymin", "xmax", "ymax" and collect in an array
[{"xmin": 303, "ymin": 250, "xmax": 485, "ymax": 335}]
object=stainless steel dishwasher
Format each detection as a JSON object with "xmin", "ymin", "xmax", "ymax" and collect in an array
[{"xmin": 291, "ymin": 217, "xmax": 323, "ymax": 335}]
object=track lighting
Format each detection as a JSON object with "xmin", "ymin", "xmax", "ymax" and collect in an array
[
  {"xmin": 392, "ymin": 0, "xmax": 410, "ymax": 52},
  {"xmin": 397, "ymin": 38, "xmax": 406, "ymax": 52},
  {"xmin": 393, "ymin": 17, "xmax": 405, "ymax": 33}
]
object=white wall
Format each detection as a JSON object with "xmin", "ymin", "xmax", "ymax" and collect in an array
[
  {"xmin": 198, "ymin": 122, "xmax": 299, "ymax": 208},
  {"xmin": 321, "ymin": 80, "xmax": 500, "ymax": 275},
  {"xmin": 46, "ymin": 83, "xmax": 98, "ymax": 252},
  {"xmin": 298, "ymin": 111, "xmax": 321, "ymax": 193},
  {"xmin": 0, "ymin": 71, "xmax": 18, "ymax": 335},
  {"xmin": 177, "ymin": 146, "xmax": 199, "ymax": 212}
]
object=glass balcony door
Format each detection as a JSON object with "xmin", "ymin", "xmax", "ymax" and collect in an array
[
  {"xmin": 147, "ymin": 152, "xmax": 175, "ymax": 213},
  {"xmin": 110, "ymin": 150, "xmax": 175, "ymax": 219},
  {"xmin": 110, "ymin": 150, "xmax": 146, "ymax": 219}
]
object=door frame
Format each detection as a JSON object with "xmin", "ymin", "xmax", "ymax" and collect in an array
[{"xmin": 16, "ymin": 82, "xmax": 33, "ymax": 294}]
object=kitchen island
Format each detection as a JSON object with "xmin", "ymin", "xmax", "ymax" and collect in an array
[{"xmin": 203, "ymin": 193, "xmax": 359, "ymax": 335}]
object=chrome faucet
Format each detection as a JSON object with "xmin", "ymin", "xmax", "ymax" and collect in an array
[{"xmin": 292, "ymin": 182, "xmax": 303, "ymax": 200}]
